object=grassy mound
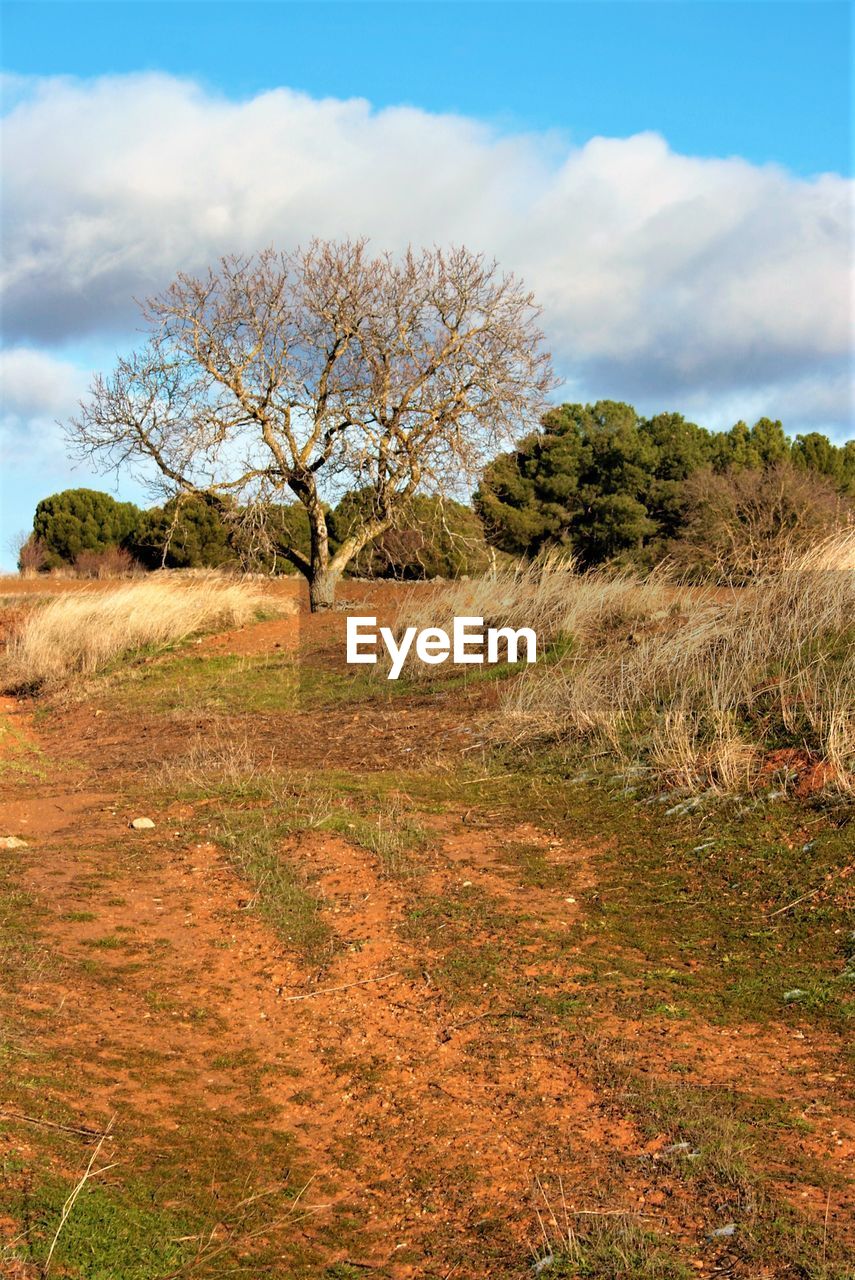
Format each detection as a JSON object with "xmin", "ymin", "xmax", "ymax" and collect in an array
[{"xmin": 1, "ymin": 574, "xmax": 277, "ymax": 690}]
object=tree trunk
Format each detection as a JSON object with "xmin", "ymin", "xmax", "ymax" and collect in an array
[{"xmin": 308, "ymin": 567, "xmax": 340, "ymax": 612}]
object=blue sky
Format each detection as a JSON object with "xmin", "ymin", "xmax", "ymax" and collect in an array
[
  {"xmin": 1, "ymin": 1, "xmax": 852, "ymax": 567},
  {"xmin": 3, "ymin": 2, "xmax": 851, "ymax": 174}
]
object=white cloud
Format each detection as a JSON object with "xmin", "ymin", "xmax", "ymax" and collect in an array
[
  {"xmin": 0, "ymin": 351, "xmax": 92, "ymax": 552},
  {"xmin": 0, "ymin": 346, "xmax": 148, "ymax": 569},
  {"xmin": 1, "ymin": 72, "xmax": 852, "ymax": 430},
  {"xmin": 0, "ymin": 346, "xmax": 87, "ymax": 422}
]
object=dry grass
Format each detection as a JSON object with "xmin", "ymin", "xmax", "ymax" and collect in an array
[
  {"xmin": 151, "ymin": 729, "xmax": 278, "ymax": 793},
  {"xmin": 151, "ymin": 731, "xmax": 340, "ymax": 829},
  {"xmin": 393, "ymin": 550, "xmax": 684, "ymax": 652},
  {"xmin": 502, "ymin": 532, "xmax": 855, "ymax": 793},
  {"xmin": 398, "ymin": 534, "xmax": 855, "ymax": 795},
  {"xmin": 1, "ymin": 574, "xmax": 279, "ymax": 691}
]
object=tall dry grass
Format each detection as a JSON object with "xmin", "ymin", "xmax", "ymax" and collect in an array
[
  {"xmin": 396, "ymin": 534, "xmax": 855, "ymax": 795},
  {"xmin": 1, "ymin": 574, "xmax": 276, "ymax": 690},
  {"xmin": 500, "ymin": 533, "xmax": 854, "ymax": 793},
  {"xmin": 393, "ymin": 551, "xmax": 688, "ymax": 654}
]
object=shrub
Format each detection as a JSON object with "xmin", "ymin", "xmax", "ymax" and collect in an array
[
  {"xmin": 673, "ymin": 462, "xmax": 852, "ymax": 581},
  {"xmin": 14, "ymin": 533, "xmax": 49, "ymax": 576},
  {"xmin": 73, "ymin": 547, "xmax": 141, "ymax": 579}
]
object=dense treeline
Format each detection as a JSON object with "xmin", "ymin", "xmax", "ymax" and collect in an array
[
  {"xmin": 19, "ymin": 488, "xmax": 490, "ymax": 579},
  {"xmin": 19, "ymin": 405, "xmax": 853, "ymax": 580},
  {"xmin": 475, "ymin": 403, "xmax": 854, "ymax": 572}
]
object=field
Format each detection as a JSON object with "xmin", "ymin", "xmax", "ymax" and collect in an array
[{"xmin": 0, "ymin": 570, "xmax": 852, "ymax": 1279}]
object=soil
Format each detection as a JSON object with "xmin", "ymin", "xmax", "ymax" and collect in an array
[{"xmin": 0, "ymin": 580, "xmax": 852, "ymax": 1278}]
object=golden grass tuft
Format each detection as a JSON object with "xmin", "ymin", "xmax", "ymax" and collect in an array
[
  {"xmin": 393, "ymin": 550, "xmax": 683, "ymax": 652},
  {"xmin": 1, "ymin": 574, "xmax": 280, "ymax": 691},
  {"xmin": 499, "ymin": 532, "xmax": 855, "ymax": 794},
  {"xmin": 396, "ymin": 532, "xmax": 855, "ymax": 795}
]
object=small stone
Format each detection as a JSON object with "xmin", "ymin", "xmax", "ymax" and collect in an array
[
  {"xmin": 0, "ymin": 836, "xmax": 29, "ymax": 849},
  {"xmin": 783, "ymin": 988, "xmax": 807, "ymax": 1003},
  {"xmin": 707, "ymin": 1222, "xmax": 736, "ymax": 1239},
  {"xmin": 663, "ymin": 1141, "xmax": 701, "ymax": 1158},
  {"xmin": 129, "ymin": 817, "xmax": 155, "ymax": 831}
]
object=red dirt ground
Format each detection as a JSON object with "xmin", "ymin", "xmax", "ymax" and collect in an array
[{"xmin": 0, "ymin": 581, "xmax": 852, "ymax": 1277}]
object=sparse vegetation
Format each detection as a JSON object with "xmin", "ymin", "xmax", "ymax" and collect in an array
[{"xmin": 217, "ymin": 811, "xmax": 334, "ymax": 963}]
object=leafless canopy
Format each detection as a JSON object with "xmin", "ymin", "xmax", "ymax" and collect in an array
[
  {"xmin": 69, "ymin": 240, "xmax": 553, "ymax": 606},
  {"xmin": 675, "ymin": 461, "xmax": 852, "ymax": 582}
]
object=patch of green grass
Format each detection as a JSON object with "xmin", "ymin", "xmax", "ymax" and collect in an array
[
  {"xmin": 403, "ymin": 885, "xmax": 513, "ymax": 1002},
  {"xmin": 503, "ymin": 839, "xmax": 571, "ymax": 891},
  {"xmin": 322, "ymin": 806, "xmax": 433, "ymax": 878},
  {"xmin": 210, "ymin": 1048, "xmax": 259, "ymax": 1071},
  {"xmin": 481, "ymin": 759, "xmax": 855, "ymax": 1027},
  {"xmin": 217, "ymin": 811, "xmax": 333, "ymax": 964},
  {"xmin": 9, "ymin": 1174, "xmax": 195, "ymax": 1279},
  {"xmin": 530, "ymin": 990, "xmax": 589, "ymax": 1021},
  {"xmin": 294, "ymin": 657, "xmax": 401, "ymax": 707},
  {"xmin": 0, "ymin": 713, "xmax": 49, "ymax": 780},
  {"xmin": 391, "ymin": 655, "xmax": 530, "ymax": 695},
  {"xmin": 2, "ymin": 1119, "xmax": 338, "ymax": 1280},
  {"xmin": 104, "ymin": 650, "xmax": 301, "ymax": 716},
  {"xmin": 0, "ymin": 867, "xmax": 52, "ymax": 992},
  {"xmin": 106, "ymin": 647, "xmax": 391, "ymax": 719},
  {"xmin": 81, "ymin": 934, "xmax": 126, "ymax": 950},
  {"xmin": 542, "ymin": 1216, "xmax": 692, "ymax": 1279},
  {"xmin": 143, "ymin": 988, "xmax": 178, "ymax": 1014},
  {"xmin": 585, "ymin": 1065, "xmax": 852, "ymax": 1278},
  {"xmin": 735, "ymin": 1195, "xmax": 855, "ymax": 1280}
]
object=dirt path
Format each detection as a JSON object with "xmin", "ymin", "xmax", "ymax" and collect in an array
[
  {"xmin": 1, "ymin": 605, "xmax": 853, "ymax": 1277},
  {"xmin": 2, "ymin": 779, "xmax": 630, "ymax": 1273}
]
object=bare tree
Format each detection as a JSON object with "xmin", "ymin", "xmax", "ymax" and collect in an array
[
  {"xmin": 674, "ymin": 461, "xmax": 852, "ymax": 581},
  {"xmin": 12, "ymin": 531, "xmax": 48, "ymax": 576},
  {"xmin": 69, "ymin": 241, "xmax": 553, "ymax": 609}
]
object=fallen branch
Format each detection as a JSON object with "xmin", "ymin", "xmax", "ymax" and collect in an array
[
  {"xmin": 766, "ymin": 862, "xmax": 851, "ymax": 919},
  {"xmin": 767, "ymin": 886, "xmax": 823, "ymax": 917},
  {"xmin": 279, "ymin": 972, "xmax": 400, "ymax": 1002},
  {"xmin": 0, "ymin": 1109, "xmax": 109, "ymax": 1139},
  {"xmin": 568, "ymin": 1208, "xmax": 658, "ymax": 1218},
  {"xmin": 440, "ymin": 1009, "xmax": 529, "ymax": 1042}
]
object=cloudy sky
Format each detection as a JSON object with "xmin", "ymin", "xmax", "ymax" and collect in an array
[{"xmin": 1, "ymin": 1, "xmax": 852, "ymax": 567}]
